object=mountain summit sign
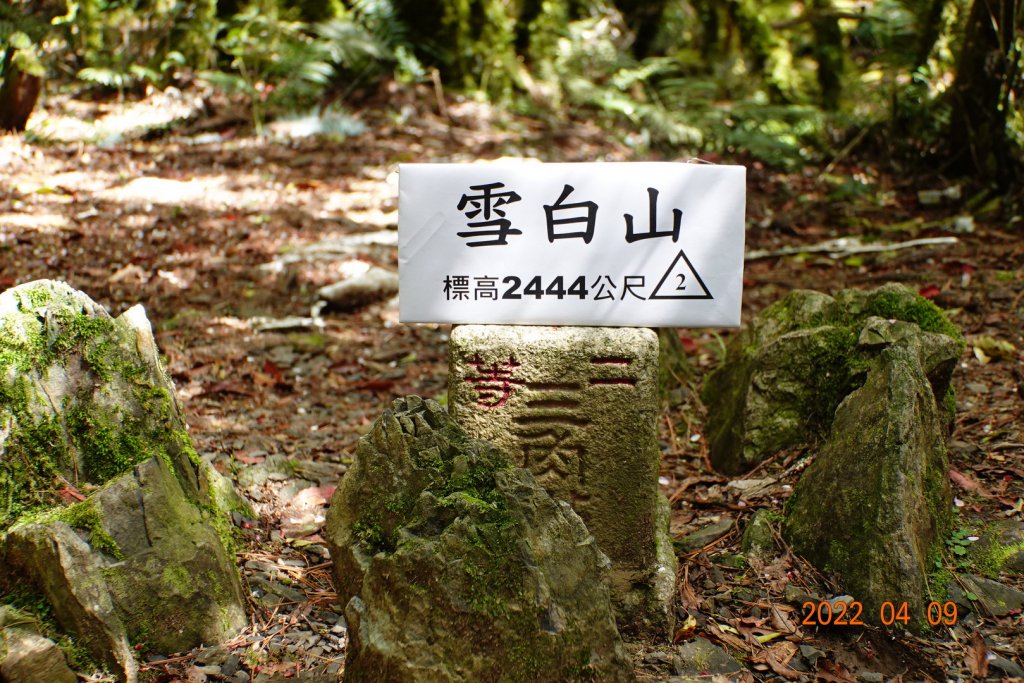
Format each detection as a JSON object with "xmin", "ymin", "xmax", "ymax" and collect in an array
[{"xmin": 398, "ymin": 161, "xmax": 746, "ymax": 327}]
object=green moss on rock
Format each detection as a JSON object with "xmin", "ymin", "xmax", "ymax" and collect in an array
[
  {"xmin": 703, "ymin": 283, "xmax": 963, "ymax": 474},
  {"xmin": 326, "ymin": 396, "xmax": 634, "ymax": 682},
  {"xmin": 0, "ymin": 281, "xmax": 249, "ymax": 672},
  {"xmin": 784, "ymin": 340, "xmax": 953, "ymax": 631},
  {"xmin": 57, "ymin": 501, "xmax": 123, "ymax": 561},
  {"xmin": 0, "ymin": 281, "xmax": 203, "ymax": 529},
  {"xmin": 969, "ymin": 521, "xmax": 1024, "ymax": 578}
]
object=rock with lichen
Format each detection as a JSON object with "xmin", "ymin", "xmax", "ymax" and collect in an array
[
  {"xmin": 702, "ymin": 283, "xmax": 963, "ymax": 474},
  {"xmin": 784, "ymin": 332, "xmax": 956, "ymax": 629},
  {"xmin": 325, "ymin": 396, "xmax": 634, "ymax": 683},
  {"xmin": 969, "ymin": 521, "xmax": 1024, "ymax": 577},
  {"xmin": 0, "ymin": 280, "xmax": 247, "ymax": 681}
]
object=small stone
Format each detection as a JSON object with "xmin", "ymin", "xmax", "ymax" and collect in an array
[
  {"xmin": 828, "ymin": 595, "xmax": 855, "ymax": 608},
  {"xmin": 196, "ymin": 645, "xmax": 230, "ymax": 666},
  {"xmin": 249, "ymin": 576, "xmax": 307, "ymax": 606},
  {"xmin": 222, "ymin": 654, "xmax": 241, "ymax": 677},
  {"xmin": 741, "ymin": 510, "xmax": 778, "ymax": 557},
  {"xmin": 677, "ymin": 519, "xmax": 734, "ymax": 552},
  {"xmin": 858, "ymin": 672, "xmax": 884, "ymax": 683},
  {"xmin": 970, "ymin": 520, "xmax": 1024, "ymax": 576},
  {"xmin": 317, "ymin": 265, "xmax": 399, "ymax": 312},
  {"xmin": 237, "ymin": 455, "xmax": 296, "ymax": 490},
  {"xmin": 643, "ymin": 650, "xmax": 674, "ymax": 668},
  {"xmin": 674, "ymin": 637, "xmax": 744, "ymax": 674},
  {"xmin": 798, "ymin": 644, "xmax": 825, "ymax": 665},
  {"xmin": 990, "ymin": 654, "xmax": 1024, "ymax": 678},
  {"xmin": 785, "ymin": 585, "xmax": 818, "ymax": 605},
  {"xmin": 0, "ymin": 627, "xmax": 77, "ymax": 683},
  {"xmin": 949, "ymin": 573, "xmax": 1024, "ymax": 616}
]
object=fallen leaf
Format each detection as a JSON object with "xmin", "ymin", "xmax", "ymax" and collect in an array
[
  {"xmin": 949, "ymin": 469, "xmax": 995, "ymax": 499},
  {"xmin": 233, "ymin": 452, "xmax": 265, "ymax": 465},
  {"xmin": 352, "ymin": 379, "xmax": 395, "ymax": 392},
  {"xmin": 816, "ymin": 659, "xmax": 857, "ymax": 683},
  {"xmin": 200, "ymin": 380, "xmax": 254, "ymax": 397},
  {"xmin": 750, "ymin": 641, "xmax": 801, "ymax": 679},
  {"xmin": 263, "ymin": 359, "xmax": 285, "ymax": 383},
  {"xmin": 679, "ymin": 566, "xmax": 702, "ymax": 611},
  {"xmin": 678, "ymin": 334, "xmax": 698, "ymax": 352},
  {"xmin": 970, "ymin": 335, "xmax": 1016, "ymax": 362},
  {"xmin": 673, "ymin": 613, "xmax": 698, "ymax": 642},
  {"xmin": 57, "ymin": 485, "xmax": 87, "ymax": 503},
  {"xmin": 770, "ymin": 605, "xmax": 798, "ymax": 634},
  {"xmin": 966, "ymin": 632, "xmax": 989, "ymax": 678},
  {"xmin": 705, "ymin": 620, "xmax": 751, "ymax": 654}
]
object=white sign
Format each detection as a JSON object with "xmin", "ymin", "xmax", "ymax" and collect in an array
[{"xmin": 398, "ymin": 161, "xmax": 746, "ymax": 327}]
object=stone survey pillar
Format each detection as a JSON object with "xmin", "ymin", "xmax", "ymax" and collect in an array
[{"xmin": 449, "ymin": 325, "xmax": 676, "ymax": 637}]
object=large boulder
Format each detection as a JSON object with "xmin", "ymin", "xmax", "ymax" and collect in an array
[
  {"xmin": 784, "ymin": 332, "xmax": 956, "ymax": 628},
  {"xmin": 325, "ymin": 396, "xmax": 634, "ymax": 683},
  {"xmin": 0, "ymin": 280, "xmax": 247, "ymax": 680},
  {"xmin": 702, "ymin": 284, "xmax": 962, "ymax": 474}
]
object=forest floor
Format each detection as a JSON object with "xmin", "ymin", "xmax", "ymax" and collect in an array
[{"xmin": 1, "ymin": 86, "xmax": 1022, "ymax": 682}]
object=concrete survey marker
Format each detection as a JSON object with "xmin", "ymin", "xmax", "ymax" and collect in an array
[{"xmin": 449, "ymin": 325, "xmax": 677, "ymax": 636}]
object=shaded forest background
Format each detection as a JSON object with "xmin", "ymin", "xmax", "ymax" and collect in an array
[{"xmin": 1, "ymin": 0, "xmax": 1022, "ymax": 190}]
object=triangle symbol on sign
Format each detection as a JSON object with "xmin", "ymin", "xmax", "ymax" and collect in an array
[{"xmin": 649, "ymin": 249, "xmax": 713, "ymax": 300}]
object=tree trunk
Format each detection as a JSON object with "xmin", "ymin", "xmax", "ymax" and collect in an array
[
  {"xmin": 0, "ymin": 52, "xmax": 42, "ymax": 133},
  {"xmin": 947, "ymin": 0, "xmax": 1022, "ymax": 183},
  {"xmin": 612, "ymin": 0, "xmax": 669, "ymax": 59},
  {"xmin": 695, "ymin": 0, "xmax": 722, "ymax": 64},
  {"xmin": 912, "ymin": 0, "xmax": 947, "ymax": 69},
  {"xmin": 810, "ymin": 0, "xmax": 844, "ymax": 110}
]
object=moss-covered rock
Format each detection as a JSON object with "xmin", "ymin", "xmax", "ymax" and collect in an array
[
  {"xmin": 0, "ymin": 280, "xmax": 202, "ymax": 524},
  {"xmin": 0, "ymin": 280, "xmax": 247, "ymax": 680},
  {"xmin": 970, "ymin": 521, "xmax": 1024, "ymax": 577},
  {"xmin": 325, "ymin": 396, "xmax": 634, "ymax": 683},
  {"xmin": 741, "ymin": 509, "xmax": 781, "ymax": 559},
  {"xmin": 784, "ymin": 334, "xmax": 955, "ymax": 630},
  {"xmin": 702, "ymin": 284, "xmax": 962, "ymax": 474}
]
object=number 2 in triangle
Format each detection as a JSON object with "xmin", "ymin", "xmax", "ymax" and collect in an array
[{"xmin": 649, "ymin": 250, "xmax": 713, "ymax": 300}]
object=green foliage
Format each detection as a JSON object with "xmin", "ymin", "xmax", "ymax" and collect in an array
[
  {"xmin": 2, "ymin": 0, "xmax": 1016, "ymax": 174},
  {"xmin": 199, "ymin": 2, "xmax": 332, "ymax": 129},
  {"xmin": 945, "ymin": 526, "xmax": 973, "ymax": 563},
  {"xmin": 0, "ymin": 4, "xmax": 48, "ymax": 82},
  {"xmin": 52, "ymin": 0, "xmax": 218, "ymax": 86}
]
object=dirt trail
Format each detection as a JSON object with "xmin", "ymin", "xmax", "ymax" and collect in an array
[{"xmin": 1, "ymin": 94, "xmax": 1021, "ymax": 681}]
